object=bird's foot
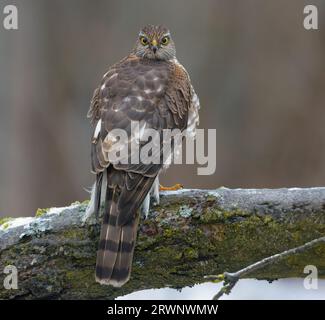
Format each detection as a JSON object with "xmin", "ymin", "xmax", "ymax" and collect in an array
[{"xmin": 159, "ymin": 183, "xmax": 183, "ymax": 191}]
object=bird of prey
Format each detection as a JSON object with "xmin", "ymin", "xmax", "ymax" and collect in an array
[{"xmin": 85, "ymin": 25, "xmax": 200, "ymax": 287}]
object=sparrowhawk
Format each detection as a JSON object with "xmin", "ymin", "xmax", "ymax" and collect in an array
[{"xmin": 85, "ymin": 25, "xmax": 200, "ymax": 287}]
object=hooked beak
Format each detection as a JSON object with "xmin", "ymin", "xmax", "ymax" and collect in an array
[{"xmin": 151, "ymin": 39, "xmax": 158, "ymax": 54}]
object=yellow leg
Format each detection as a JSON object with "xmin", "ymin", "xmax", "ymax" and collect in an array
[{"xmin": 159, "ymin": 183, "xmax": 183, "ymax": 191}]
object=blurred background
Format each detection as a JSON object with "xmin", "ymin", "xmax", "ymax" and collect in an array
[{"xmin": 0, "ymin": 0, "xmax": 324, "ymax": 218}]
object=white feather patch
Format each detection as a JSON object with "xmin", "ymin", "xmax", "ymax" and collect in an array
[
  {"xmin": 156, "ymin": 85, "xmax": 163, "ymax": 93},
  {"xmin": 93, "ymin": 119, "xmax": 102, "ymax": 140}
]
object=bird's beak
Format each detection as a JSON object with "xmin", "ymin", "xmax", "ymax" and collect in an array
[
  {"xmin": 151, "ymin": 39, "xmax": 158, "ymax": 53},
  {"xmin": 151, "ymin": 39, "xmax": 158, "ymax": 46}
]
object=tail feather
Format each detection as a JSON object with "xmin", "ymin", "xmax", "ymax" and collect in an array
[
  {"xmin": 95, "ymin": 185, "xmax": 139, "ymax": 287},
  {"xmin": 96, "ymin": 187, "xmax": 120, "ymax": 282},
  {"xmin": 109, "ymin": 216, "xmax": 139, "ymax": 286},
  {"xmin": 95, "ymin": 167, "xmax": 155, "ymax": 287}
]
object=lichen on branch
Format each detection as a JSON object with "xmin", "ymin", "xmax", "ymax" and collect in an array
[{"xmin": 0, "ymin": 188, "xmax": 325, "ymax": 299}]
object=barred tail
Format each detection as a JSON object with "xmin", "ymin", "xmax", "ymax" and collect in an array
[{"xmin": 95, "ymin": 185, "xmax": 139, "ymax": 287}]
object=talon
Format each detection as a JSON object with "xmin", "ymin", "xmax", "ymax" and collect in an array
[{"xmin": 159, "ymin": 183, "xmax": 183, "ymax": 191}]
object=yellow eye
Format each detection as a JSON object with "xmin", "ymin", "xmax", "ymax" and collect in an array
[
  {"xmin": 140, "ymin": 36, "xmax": 149, "ymax": 46},
  {"xmin": 161, "ymin": 36, "xmax": 169, "ymax": 45}
]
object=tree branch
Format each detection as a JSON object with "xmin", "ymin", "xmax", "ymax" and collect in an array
[
  {"xmin": 205, "ymin": 235, "xmax": 325, "ymax": 299},
  {"xmin": 0, "ymin": 188, "xmax": 325, "ymax": 299}
]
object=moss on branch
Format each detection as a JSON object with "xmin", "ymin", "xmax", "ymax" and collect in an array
[{"xmin": 0, "ymin": 188, "xmax": 325, "ymax": 299}]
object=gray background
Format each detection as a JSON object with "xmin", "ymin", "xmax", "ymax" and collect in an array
[{"xmin": 0, "ymin": 0, "xmax": 324, "ymax": 217}]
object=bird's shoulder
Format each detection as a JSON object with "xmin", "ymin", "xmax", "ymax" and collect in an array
[
  {"xmin": 108, "ymin": 54, "xmax": 171, "ymax": 83},
  {"xmin": 98, "ymin": 55, "xmax": 191, "ymax": 95},
  {"xmin": 88, "ymin": 55, "xmax": 193, "ymax": 128},
  {"xmin": 168, "ymin": 58, "xmax": 190, "ymax": 82},
  {"xmin": 164, "ymin": 58, "xmax": 193, "ymax": 122},
  {"xmin": 88, "ymin": 55, "xmax": 170, "ymax": 123}
]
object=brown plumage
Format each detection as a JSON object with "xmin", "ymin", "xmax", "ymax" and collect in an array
[{"xmin": 87, "ymin": 25, "xmax": 200, "ymax": 287}]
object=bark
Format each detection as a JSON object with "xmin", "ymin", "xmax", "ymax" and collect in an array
[{"xmin": 0, "ymin": 188, "xmax": 325, "ymax": 299}]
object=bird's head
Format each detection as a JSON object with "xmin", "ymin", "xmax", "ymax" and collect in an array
[{"xmin": 133, "ymin": 25, "xmax": 176, "ymax": 61}]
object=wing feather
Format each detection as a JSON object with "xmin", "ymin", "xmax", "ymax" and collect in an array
[{"xmin": 89, "ymin": 55, "xmax": 195, "ymax": 224}]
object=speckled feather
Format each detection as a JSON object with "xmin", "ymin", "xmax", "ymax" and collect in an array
[{"xmin": 88, "ymin": 26, "xmax": 199, "ymax": 287}]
